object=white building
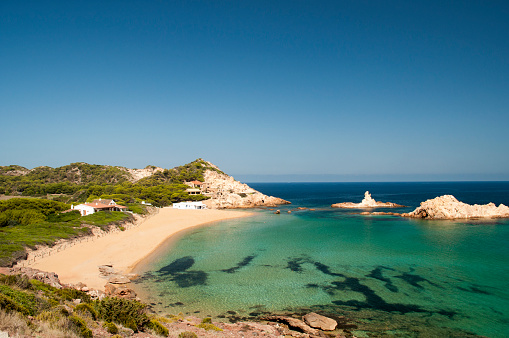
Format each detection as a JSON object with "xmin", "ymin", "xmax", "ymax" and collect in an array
[
  {"xmin": 172, "ymin": 201, "xmax": 208, "ymax": 210},
  {"xmin": 72, "ymin": 199, "xmax": 128, "ymax": 216}
]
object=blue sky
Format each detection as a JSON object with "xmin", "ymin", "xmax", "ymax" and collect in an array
[{"xmin": 1, "ymin": 1, "xmax": 508, "ymax": 181}]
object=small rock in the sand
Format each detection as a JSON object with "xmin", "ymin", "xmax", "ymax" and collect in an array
[
  {"xmin": 73, "ymin": 299, "xmax": 81, "ymax": 305},
  {"xmin": 108, "ymin": 275, "xmax": 131, "ymax": 284},
  {"xmin": 98, "ymin": 265, "xmax": 116, "ymax": 276},
  {"xmin": 303, "ymin": 312, "xmax": 337, "ymax": 331}
]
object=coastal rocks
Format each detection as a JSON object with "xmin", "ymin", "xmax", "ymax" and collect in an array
[
  {"xmin": 104, "ymin": 283, "xmax": 137, "ymax": 299},
  {"xmin": 332, "ymin": 191, "xmax": 405, "ymax": 209},
  {"xmin": 10, "ymin": 267, "xmax": 63, "ymax": 289},
  {"xmin": 302, "ymin": 312, "xmax": 337, "ymax": 331},
  {"xmin": 203, "ymin": 169, "xmax": 290, "ymax": 209},
  {"xmin": 263, "ymin": 315, "xmax": 323, "ymax": 337},
  {"xmin": 402, "ymin": 195, "xmax": 509, "ymax": 219}
]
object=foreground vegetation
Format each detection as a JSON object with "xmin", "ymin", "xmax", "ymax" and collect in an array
[
  {"xmin": 0, "ymin": 159, "xmax": 214, "ymax": 207},
  {"xmin": 0, "ymin": 199, "xmax": 134, "ymax": 267},
  {"xmin": 0, "ymin": 273, "xmax": 173, "ymax": 337}
]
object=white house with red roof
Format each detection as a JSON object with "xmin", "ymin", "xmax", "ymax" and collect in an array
[{"xmin": 71, "ymin": 199, "xmax": 128, "ymax": 216}]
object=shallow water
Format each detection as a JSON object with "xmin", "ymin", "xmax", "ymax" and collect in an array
[{"xmin": 133, "ymin": 182, "xmax": 509, "ymax": 337}]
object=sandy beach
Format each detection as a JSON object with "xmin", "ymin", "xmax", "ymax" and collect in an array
[{"xmin": 30, "ymin": 208, "xmax": 252, "ymax": 290}]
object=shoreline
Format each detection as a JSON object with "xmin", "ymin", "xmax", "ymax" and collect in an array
[{"xmin": 28, "ymin": 208, "xmax": 253, "ymax": 291}]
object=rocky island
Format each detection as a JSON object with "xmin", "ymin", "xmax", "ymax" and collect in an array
[
  {"xmin": 331, "ymin": 191, "xmax": 405, "ymax": 209},
  {"xmin": 402, "ymin": 195, "xmax": 509, "ymax": 219}
]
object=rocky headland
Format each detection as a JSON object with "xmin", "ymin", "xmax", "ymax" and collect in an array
[
  {"xmin": 331, "ymin": 191, "xmax": 405, "ymax": 209},
  {"xmin": 203, "ymin": 167, "xmax": 290, "ymax": 209},
  {"xmin": 402, "ymin": 195, "xmax": 509, "ymax": 219}
]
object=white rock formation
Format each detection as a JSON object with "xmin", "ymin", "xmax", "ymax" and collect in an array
[
  {"xmin": 203, "ymin": 170, "xmax": 290, "ymax": 209},
  {"xmin": 331, "ymin": 191, "xmax": 405, "ymax": 208},
  {"xmin": 402, "ymin": 195, "xmax": 509, "ymax": 219}
]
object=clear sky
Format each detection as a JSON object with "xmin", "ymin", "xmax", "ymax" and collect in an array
[{"xmin": 1, "ymin": 1, "xmax": 508, "ymax": 181}]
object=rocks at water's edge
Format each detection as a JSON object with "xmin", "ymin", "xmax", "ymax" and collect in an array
[
  {"xmin": 402, "ymin": 195, "xmax": 509, "ymax": 219},
  {"xmin": 303, "ymin": 312, "xmax": 338, "ymax": 331},
  {"xmin": 203, "ymin": 168, "xmax": 290, "ymax": 209},
  {"xmin": 331, "ymin": 191, "xmax": 405, "ymax": 209}
]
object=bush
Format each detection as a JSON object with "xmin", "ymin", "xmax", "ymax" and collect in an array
[
  {"xmin": 179, "ymin": 332, "xmax": 198, "ymax": 338},
  {"xmin": 103, "ymin": 321, "xmax": 118, "ymax": 334},
  {"xmin": 96, "ymin": 297, "xmax": 149, "ymax": 332},
  {"xmin": 75, "ymin": 303, "xmax": 97, "ymax": 320},
  {"xmin": 0, "ymin": 293, "xmax": 30, "ymax": 316},
  {"xmin": 201, "ymin": 317, "xmax": 212, "ymax": 324},
  {"xmin": 0, "ymin": 274, "xmax": 32, "ymax": 290},
  {"xmin": 196, "ymin": 322, "xmax": 222, "ymax": 331},
  {"xmin": 0, "ymin": 284, "xmax": 46, "ymax": 316},
  {"xmin": 147, "ymin": 319, "xmax": 169, "ymax": 336},
  {"xmin": 69, "ymin": 315, "xmax": 92, "ymax": 338}
]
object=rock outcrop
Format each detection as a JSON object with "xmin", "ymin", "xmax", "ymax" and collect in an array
[
  {"xmin": 402, "ymin": 195, "xmax": 509, "ymax": 219},
  {"xmin": 203, "ymin": 169, "xmax": 290, "ymax": 209},
  {"xmin": 302, "ymin": 312, "xmax": 337, "ymax": 331},
  {"xmin": 331, "ymin": 191, "xmax": 405, "ymax": 209}
]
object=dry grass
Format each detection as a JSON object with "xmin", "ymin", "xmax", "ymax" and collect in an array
[{"xmin": 0, "ymin": 308, "xmax": 31, "ymax": 336}]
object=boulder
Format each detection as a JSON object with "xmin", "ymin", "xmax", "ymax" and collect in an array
[
  {"xmin": 108, "ymin": 275, "xmax": 131, "ymax": 284},
  {"xmin": 98, "ymin": 265, "xmax": 116, "ymax": 277},
  {"xmin": 303, "ymin": 312, "xmax": 337, "ymax": 331},
  {"xmin": 263, "ymin": 315, "xmax": 322, "ymax": 337},
  {"xmin": 10, "ymin": 267, "xmax": 63, "ymax": 289}
]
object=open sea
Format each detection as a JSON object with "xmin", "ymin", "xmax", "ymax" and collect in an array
[{"xmin": 132, "ymin": 182, "xmax": 509, "ymax": 337}]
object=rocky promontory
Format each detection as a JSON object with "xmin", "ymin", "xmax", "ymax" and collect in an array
[
  {"xmin": 402, "ymin": 195, "xmax": 509, "ymax": 219},
  {"xmin": 331, "ymin": 191, "xmax": 405, "ymax": 209},
  {"xmin": 203, "ymin": 168, "xmax": 290, "ymax": 209}
]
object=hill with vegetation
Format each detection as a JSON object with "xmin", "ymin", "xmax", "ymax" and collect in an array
[{"xmin": 0, "ymin": 159, "xmax": 216, "ymax": 207}]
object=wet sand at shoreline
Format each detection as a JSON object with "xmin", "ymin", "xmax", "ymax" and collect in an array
[{"xmin": 30, "ymin": 208, "xmax": 252, "ymax": 290}]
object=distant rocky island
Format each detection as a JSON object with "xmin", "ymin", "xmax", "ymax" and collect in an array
[
  {"xmin": 402, "ymin": 195, "xmax": 509, "ymax": 219},
  {"xmin": 331, "ymin": 191, "xmax": 405, "ymax": 208}
]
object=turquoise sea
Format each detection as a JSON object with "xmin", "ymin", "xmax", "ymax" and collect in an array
[{"xmin": 133, "ymin": 182, "xmax": 509, "ymax": 337}]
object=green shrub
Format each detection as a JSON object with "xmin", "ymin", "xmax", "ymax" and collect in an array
[
  {"xmin": 75, "ymin": 303, "xmax": 97, "ymax": 320},
  {"xmin": 147, "ymin": 319, "xmax": 169, "ymax": 336},
  {"xmin": 0, "ymin": 274, "xmax": 32, "ymax": 290},
  {"xmin": 178, "ymin": 332, "xmax": 198, "ymax": 338},
  {"xmin": 201, "ymin": 317, "xmax": 212, "ymax": 323},
  {"xmin": 0, "ymin": 284, "xmax": 46, "ymax": 316},
  {"xmin": 69, "ymin": 315, "xmax": 92, "ymax": 338},
  {"xmin": 103, "ymin": 321, "xmax": 118, "ymax": 334},
  {"xmin": 36, "ymin": 309, "xmax": 62, "ymax": 324},
  {"xmin": 57, "ymin": 288, "xmax": 91, "ymax": 303},
  {"xmin": 96, "ymin": 297, "xmax": 149, "ymax": 332},
  {"xmin": 196, "ymin": 323, "xmax": 222, "ymax": 331},
  {"xmin": 0, "ymin": 293, "xmax": 30, "ymax": 315}
]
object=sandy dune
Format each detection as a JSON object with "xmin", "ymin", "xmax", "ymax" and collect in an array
[{"xmin": 30, "ymin": 208, "xmax": 251, "ymax": 290}]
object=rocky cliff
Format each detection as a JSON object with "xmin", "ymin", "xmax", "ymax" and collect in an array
[
  {"xmin": 202, "ymin": 169, "xmax": 290, "ymax": 209},
  {"xmin": 332, "ymin": 191, "xmax": 405, "ymax": 208},
  {"xmin": 402, "ymin": 195, "xmax": 509, "ymax": 219}
]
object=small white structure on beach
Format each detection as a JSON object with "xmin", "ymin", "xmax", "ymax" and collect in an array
[{"xmin": 172, "ymin": 201, "xmax": 208, "ymax": 210}]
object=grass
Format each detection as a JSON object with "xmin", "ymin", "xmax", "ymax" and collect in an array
[{"xmin": 0, "ymin": 211, "xmax": 133, "ymax": 267}]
